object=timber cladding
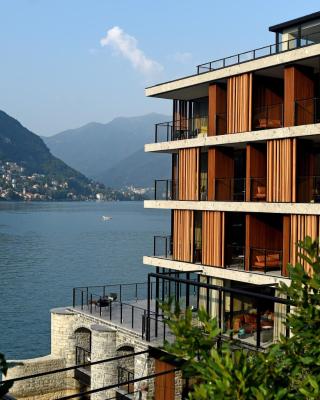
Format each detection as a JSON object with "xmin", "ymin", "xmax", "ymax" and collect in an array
[
  {"xmin": 267, "ymin": 138, "xmax": 296, "ymax": 202},
  {"xmin": 173, "ymin": 210, "xmax": 194, "ymax": 262},
  {"xmin": 178, "ymin": 148, "xmax": 199, "ymax": 200},
  {"xmin": 290, "ymin": 215, "xmax": 319, "ymax": 275},
  {"xmin": 202, "ymin": 211, "xmax": 225, "ymax": 267},
  {"xmin": 227, "ymin": 73, "xmax": 252, "ymax": 133}
]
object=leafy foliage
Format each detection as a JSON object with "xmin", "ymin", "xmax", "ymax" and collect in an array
[{"xmin": 162, "ymin": 237, "xmax": 320, "ymax": 399}]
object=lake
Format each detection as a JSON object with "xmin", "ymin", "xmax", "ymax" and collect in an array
[{"xmin": 0, "ymin": 201, "xmax": 169, "ymax": 359}]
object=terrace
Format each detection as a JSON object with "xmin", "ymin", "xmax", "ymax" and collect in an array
[
  {"xmin": 196, "ymin": 28, "xmax": 320, "ymax": 74},
  {"xmin": 71, "ymin": 273, "xmax": 289, "ymax": 350}
]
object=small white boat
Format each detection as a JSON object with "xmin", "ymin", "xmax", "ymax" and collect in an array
[{"xmin": 102, "ymin": 216, "xmax": 112, "ymax": 221}]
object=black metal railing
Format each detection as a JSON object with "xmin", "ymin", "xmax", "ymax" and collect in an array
[
  {"xmin": 147, "ymin": 272, "xmax": 290, "ymax": 348},
  {"xmin": 295, "ymin": 97, "xmax": 320, "ymax": 125},
  {"xmin": 155, "ymin": 116, "xmax": 208, "ymax": 142},
  {"xmin": 252, "ymin": 103, "xmax": 284, "ymax": 130},
  {"xmin": 118, "ymin": 366, "xmax": 134, "ymax": 394},
  {"xmin": 153, "ymin": 235, "xmax": 172, "ymax": 258},
  {"xmin": 250, "ymin": 177, "xmax": 267, "ymax": 202},
  {"xmin": 155, "ymin": 121, "xmax": 173, "ymax": 143},
  {"xmin": 297, "ymin": 175, "xmax": 320, "ymax": 203},
  {"xmin": 214, "ymin": 177, "xmax": 246, "ymax": 201},
  {"xmin": 225, "ymin": 244, "xmax": 245, "ymax": 270},
  {"xmin": 154, "ymin": 179, "xmax": 178, "ymax": 200},
  {"xmin": 197, "ymin": 30, "xmax": 320, "ymax": 74},
  {"xmin": 250, "ymin": 248, "xmax": 282, "ymax": 274},
  {"xmin": 73, "ymin": 282, "xmax": 155, "ymax": 310},
  {"xmin": 214, "ymin": 112, "xmax": 227, "ymax": 135}
]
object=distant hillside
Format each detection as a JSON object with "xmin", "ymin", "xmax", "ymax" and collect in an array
[
  {"xmin": 0, "ymin": 110, "xmax": 85, "ymax": 179},
  {"xmin": 0, "ymin": 110, "xmax": 108, "ymax": 200},
  {"xmin": 98, "ymin": 147, "xmax": 171, "ymax": 189},
  {"xmin": 44, "ymin": 113, "xmax": 170, "ymax": 181}
]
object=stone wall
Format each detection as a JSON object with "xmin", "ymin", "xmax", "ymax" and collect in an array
[
  {"xmin": 5, "ymin": 356, "xmax": 76, "ymax": 400},
  {"xmin": 6, "ymin": 307, "xmax": 183, "ymax": 400}
]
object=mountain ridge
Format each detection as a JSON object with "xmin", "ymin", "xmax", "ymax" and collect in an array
[{"xmin": 43, "ymin": 113, "xmax": 171, "ymax": 187}]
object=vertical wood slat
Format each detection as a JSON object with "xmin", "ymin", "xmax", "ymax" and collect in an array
[
  {"xmin": 178, "ymin": 148, "xmax": 199, "ymax": 200},
  {"xmin": 202, "ymin": 211, "xmax": 225, "ymax": 266},
  {"xmin": 173, "ymin": 210, "xmax": 194, "ymax": 262},
  {"xmin": 290, "ymin": 215, "xmax": 318, "ymax": 275},
  {"xmin": 227, "ymin": 73, "xmax": 252, "ymax": 133},
  {"xmin": 267, "ymin": 138, "xmax": 296, "ymax": 202}
]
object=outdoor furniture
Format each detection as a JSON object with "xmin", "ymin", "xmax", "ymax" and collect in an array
[
  {"xmin": 252, "ymin": 253, "xmax": 281, "ymax": 271},
  {"xmin": 253, "ymin": 185, "xmax": 266, "ymax": 201},
  {"xmin": 256, "ymin": 118, "xmax": 281, "ymax": 129}
]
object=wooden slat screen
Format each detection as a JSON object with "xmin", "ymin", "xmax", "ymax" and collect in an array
[
  {"xmin": 290, "ymin": 215, "xmax": 319, "ymax": 275},
  {"xmin": 267, "ymin": 138, "xmax": 296, "ymax": 202},
  {"xmin": 178, "ymin": 148, "xmax": 199, "ymax": 200},
  {"xmin": 173, "ymin": 210, "xmax": 194, "ymax": 262},
  {"xmin": 202, "ymin": 211, "xmax": 225, "ymax": 266},
  {"xmin": 227, "ymin": 73, "xmax": 252, "ymax": 133}
]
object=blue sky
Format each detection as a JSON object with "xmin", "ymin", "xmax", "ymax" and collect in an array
[{"xmin": 0, "ymin": 0, "xmax": 319, "ymax": 135}]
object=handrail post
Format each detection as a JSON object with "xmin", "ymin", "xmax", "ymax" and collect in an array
[
  {"xmin": 86, "ymin": 287, "xmax": 89, "ymax": 308},
  {"xmin": 154, "ymin": 180, "xmax": 157, "ymax": 200},
  {"xmin": 120, "ymin": 285, "xmax": 122, "ymax": 303},
  {"xmin": 120, "ymin": 303, "xmax": 123, "ymax": 324},
  {"xmin": 72, "ymin": 288, "xmax": 75, "ymax": 308},
  {"xmin": 81, "ymin": 291, "xmax": 84, "ymax": 310},
  {"xmin": 132, "ymin": 306, "xmax": 134, "ymax": 329},
  {"xmin": 256, "ymin": 302, "xmax": 261, "ymax": 348},
  {"xmin": 109, "ymin": 301, "xmax": 112, "ymax": 320},
  {"xmin": 229, "ymin": 292, "xmax": 234, "ymax": 339},
  {"xmin": 99, "ymin": 296, "xmax": 102, "ymax": 317},
  {"xmin": 166, "ymin": 179, "xmax": 168, "ymax": 200},
  {"xmin": 153, "ymin": 236, "xmax": 156, "ymax": 257},
  {"xmin": 90, "ymin": 294, "xmax": 93, "ymax": 314}
]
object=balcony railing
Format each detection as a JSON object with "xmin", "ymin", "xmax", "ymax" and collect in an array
[
  {"xmin": 297, "ymin": 176, "xmax": 320, "ymax": 203},
  {"xmin": 252, "ymin": 103, "xmax": 284, "ymax": 130},
  {"xmin": 225, "ymin": 244, "xmax": 245, "ymax": 270},
  {"xmin": 154, "ymin": 179, "xmax": 178, "ymax": 200},
  {"xmin": 154, "ymin": 235, "xmax": 172, "ymax": 258},
  {"xmin": 155, "ymin": 116, "xmax": 208, "ymax": 143},
  {"xmin": 250, "ymin": 248, "xmax": 282, "ymax": 274},
  {"xmin": 215, "ymin": 177, "xmax": 246, "ymax": 201},
  {"xmin": 197, "ymin": 30, "xmax": 320, "ymax": 74},
  {"xmin": 295, "ymin": 97, "xmax": 320, "ymax": 125}
]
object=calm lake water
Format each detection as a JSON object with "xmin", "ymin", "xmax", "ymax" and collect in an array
[{"xmin": 0, "ymin": 201, "xmax": 169, "ymax": 359}]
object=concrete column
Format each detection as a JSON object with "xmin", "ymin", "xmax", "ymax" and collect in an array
[{"xmin": 91, "ymin": 324, "xmax": 117, "ymax": 400}]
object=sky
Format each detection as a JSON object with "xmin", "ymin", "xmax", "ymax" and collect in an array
[{"xmin": 0, "ymin": 0, "xmax": 319, "ymax": 136}]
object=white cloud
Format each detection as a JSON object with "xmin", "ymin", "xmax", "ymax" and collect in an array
[
  {"xmin": 171, "ymin": 52, "xmax": 192, "ymax": 63},
  {"xmin": 100, "ymin": 26, "xmax": 163, "ymax": 76}
]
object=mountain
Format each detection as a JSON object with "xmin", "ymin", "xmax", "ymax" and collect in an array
[
  {"xmin": 98, "ymin": 147, "xmax": 171, "ymax": 189},
  {"xmin": 0, "ymin": 110, "xmax": 107, "ymax": 200},
  {"xmin": 43, "ymin": 113, "xmax": 171, "ymax": 187}
]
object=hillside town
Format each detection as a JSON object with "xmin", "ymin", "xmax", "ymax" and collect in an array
[{"xmin": 0, "ymin": 161, "xmax": 148, "ymax": 201}]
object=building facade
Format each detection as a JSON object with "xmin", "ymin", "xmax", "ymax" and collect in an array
[
  {"xmin": 5, "ymin": 12, "xmax": 320, "ymax": 400},
  {"xmin": 144, "ymin": 12, "xmax": 320, "ymax": 347}
]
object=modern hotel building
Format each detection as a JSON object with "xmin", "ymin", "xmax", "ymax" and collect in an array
[{"xmin": 5, "ymin": 11, "xmax": 320, "ymax": 400}]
